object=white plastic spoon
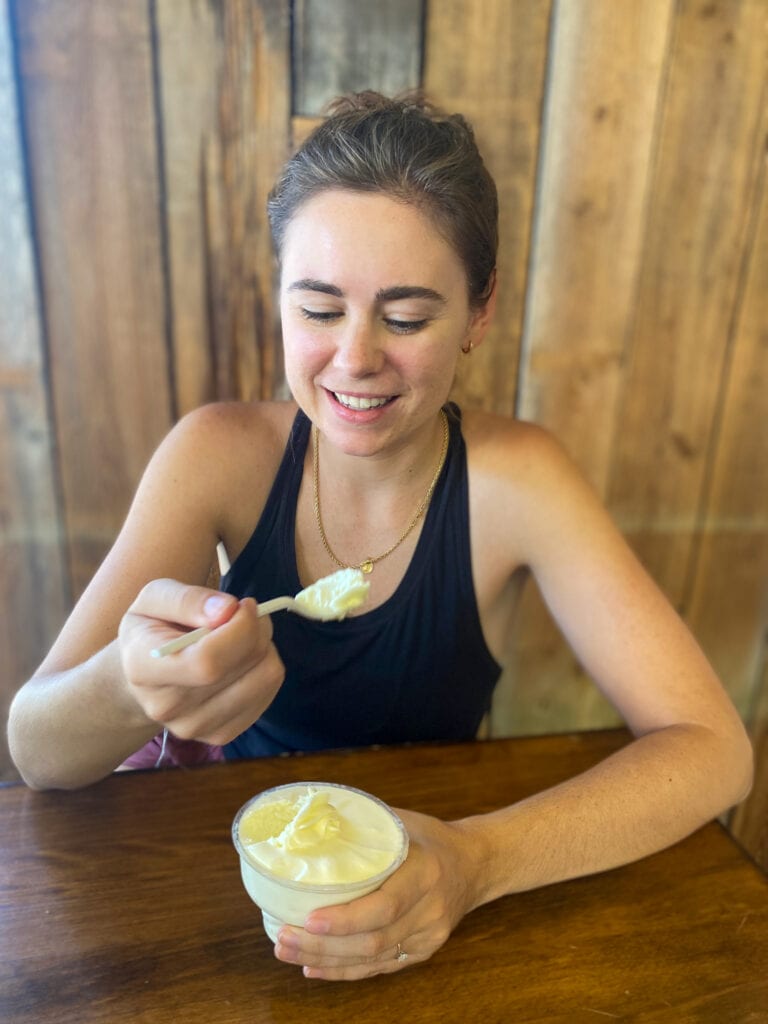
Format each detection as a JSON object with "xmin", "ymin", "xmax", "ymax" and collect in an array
[{"xmin": 150, "ymin": 568, "xmax": 370, "ymax": 658}]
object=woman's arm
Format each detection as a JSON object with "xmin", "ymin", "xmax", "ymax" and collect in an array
[
  {"xmin": 458, "ymin": 424, "xmax": 753, "ymax": 890},
  {"xmin": 8, "ymin": 404, "xmax": 286, "ymax": 790},
  {"xmin": 277, "ymin": 713, "xmax": 750, "ymax": 981},
  {"xmin": 272, "ymin": 421, "xmax": 752, "ymax": 980}
]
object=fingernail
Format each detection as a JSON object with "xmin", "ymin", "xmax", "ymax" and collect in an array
[{"xmin": 204, "ymin": 594, "xmax": 230, "ymax": 619}]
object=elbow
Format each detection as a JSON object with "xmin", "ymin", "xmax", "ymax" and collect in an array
[
  {"xmin": 9, "ymin": 750, "xmax": 85, "ymax": 793},
  {"xmin": 7, "ymin": 692, "xmax": 54, "ymax": 792},
  {"xmin": 714, "ymin": 716, "xmax": 754, "ymax": 811},
  {"xmin": 730, "ymin": 725, "xmax": 754, "ymax": 807},
  {"xmin": 6, "ymin": 696, "xmax": 29, "ymax": 784}
]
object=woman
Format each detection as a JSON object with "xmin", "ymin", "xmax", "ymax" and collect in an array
[{"xmin": 8, "ymin": 93, "xmax": 752, "ymax": 980}]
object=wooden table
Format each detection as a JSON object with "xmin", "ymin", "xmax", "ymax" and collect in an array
[{"xmin": 1, "ymin": 731, "xmax": 766, "ymax": 1024}]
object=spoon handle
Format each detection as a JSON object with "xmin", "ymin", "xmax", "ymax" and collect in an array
[
  {"xmin": 151, "ymin": 625, "xmax": 211, "ymax": 658},
  {"xmin": 255, "ymin": 596, "xmax": 295, "ymax": 615},
  {"xmin": 150, "ymin": 596, "xmax": 295, "ymax": 658}
]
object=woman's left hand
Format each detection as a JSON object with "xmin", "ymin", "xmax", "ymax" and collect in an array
[{"xmin": 273, "ymin": 808, "xmax": 483, "ymax": 981}]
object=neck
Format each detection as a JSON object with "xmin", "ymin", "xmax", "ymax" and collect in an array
[
  {"xmin": 312, "ymin": 410, "xmax": 448, "ymax": 492},
  {"xmin": 310, "ymin": 409, "xmax": 450, "ymax": 575}
]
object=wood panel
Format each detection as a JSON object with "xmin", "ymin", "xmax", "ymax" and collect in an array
[
  {"xmin": 687, "ymin": 108, "xmax": 768, "ymax": 869},
  {"xmin": 424, "ymin": 0, "xmax": 553, "ymax": 415},
  {"xmin": 686, "ymin": 141, "xmax": 768, "ymax": 717},
  {"xmin": 517, "ymin": 0, "xmax": 675, "ymax": 494},
  {"xmin": 0, "ymin": 0, "xmax": 69, "ymax": 780},
  {"xmin": 14, "ymin": 0, "xmax": 173, "ymax": 600},
  {"xmin": 292, "ymin": 0, "xmax": 423, "ymax": 117},
  {"xmin": 156, "ymin": 0, "xmax": 292, "ymax": 413},
  {"xmin": 1, "ymin": 0, "xmax": 766, "ymax": 851},
  {"xmin": 494, "ymin": 0, "xmax": 676, "ymax": 736},
  {"xmin": 605, "ymin": 0, "xmax": 768, "ymax": 604}
]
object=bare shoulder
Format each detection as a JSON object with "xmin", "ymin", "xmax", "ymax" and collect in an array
[
  {"xmin": 169, "ymin": 399, "xmax": 295, "ymax": 465},
  {"xmin": 460, "ymin": 407, "xmax": 611, "ymax": 572},
  {"xmin": 157, "ymin": 400, "xmax": 295, "ymax": 498},
  {"xmin": 89, "ymin": 397, "xmax": 297, "ymax": 595},
  {"xmin": 157, "ymin": 399, "xmax": 298, "ymax": 551},
  {"xmin": 461, "ymin": 407, "xmax": 585, "ymax": 500}
]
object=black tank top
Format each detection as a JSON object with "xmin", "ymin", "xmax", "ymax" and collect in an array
[{"xmin": 222, "ymin": 403, "xmax": 501, "ymax": 759}]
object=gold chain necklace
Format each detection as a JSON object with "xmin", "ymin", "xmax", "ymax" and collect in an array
[{"xmin": 312, "ymin": 410, "xmax": 449, "ymax": 574}]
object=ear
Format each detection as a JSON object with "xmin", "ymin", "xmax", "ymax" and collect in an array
[{"xmin": 463, "ymin": 271, "xmax": 498, "ymax": 352}]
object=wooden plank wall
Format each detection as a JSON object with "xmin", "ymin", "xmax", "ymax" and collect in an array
[
  {"xmin": 2, "ymin": 0, "xmax": 766, "ymax": 868},
  {"xmin": 0, "ymin": 0, "xmax": 70, "ymax": 780}
]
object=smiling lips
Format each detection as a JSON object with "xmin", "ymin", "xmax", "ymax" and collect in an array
[{"xmin": 333, "ymin": 391, "xmax": 394, "ymax": 411}]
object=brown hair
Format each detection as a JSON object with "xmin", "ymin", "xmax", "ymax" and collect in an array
[{"xmin": 267, "ymin": 91, "xmax": 498, "ymax": 307}]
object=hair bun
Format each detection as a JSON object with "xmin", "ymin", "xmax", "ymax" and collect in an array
[{"xmin": 324, "ymin": 89, "xmax": 432, "ymax": 118}]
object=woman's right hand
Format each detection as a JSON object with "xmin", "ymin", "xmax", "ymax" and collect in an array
[{"xmin": 118, "ymin": 579, "xmax": 285, "ymax": 745}]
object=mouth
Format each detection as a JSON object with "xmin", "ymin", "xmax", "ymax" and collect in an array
[{"xmin": 330, "ymin": 391, "xmax": 397, "ymax": 411}]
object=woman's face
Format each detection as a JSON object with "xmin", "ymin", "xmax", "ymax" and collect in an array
[{"xmin": 279, "ymin": 189, "xmax": 488, "ymax": 459}]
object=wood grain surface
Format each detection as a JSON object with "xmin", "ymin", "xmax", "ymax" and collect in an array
[
  {"xmin": 0, "ymin": 0, "xmax": 70, "ymax": 783},
  {"xmin": 293, "ymin": 0, "xmax": 423, "ymax": 116},
  {"xmin": 156, "ymin": 0, "xmax": 292, "ymax": 413},
  {"xmin": 425, "ymin": 0, "xmax": 553, "ymax": 415},
  {"xmin": 13, "ymin": 0, "xmax": 173, "ymax": 598},
  {"xmin": 1, "ymin": 733, "xmax": 766, "ymax": 1024},
  {"xmin": 2, "ymin": 0, "xmax": 766, "ymax": 869},
  {"xmin": 604, "ymin": 0, "xmax": 767, "ymax": 604}
]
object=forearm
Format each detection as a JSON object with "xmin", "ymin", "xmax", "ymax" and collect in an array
[
  {"xmin": 457, "ymin": 723, "xmax": 753, "ymax": 909},
  {"xmin": 8, "ymin": 642, "xmax": 158, "ymax": 791}
]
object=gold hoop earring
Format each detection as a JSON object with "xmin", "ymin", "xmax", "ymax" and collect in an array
[{"xmin": 461, "ymin": 340, "xmax": 473, "ymax": 355}]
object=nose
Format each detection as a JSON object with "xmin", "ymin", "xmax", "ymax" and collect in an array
[{"xmin": 333, "ymin": 317, "xmax": 385, "ymax": 377}]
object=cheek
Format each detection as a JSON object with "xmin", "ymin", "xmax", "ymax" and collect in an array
[
  {"xmin": 405, "ymin": 343, "xmax": 459, "ymax": 392},
  {"xmin": 282, "ymin": 328, "xmax": 328, "ymax": 383}
]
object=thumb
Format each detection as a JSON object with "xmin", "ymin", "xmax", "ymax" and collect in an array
[{"xmin": 130, "ymin": 578, "xmax": 239, "ymax": 629}]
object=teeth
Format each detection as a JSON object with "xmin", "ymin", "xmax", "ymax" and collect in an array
[{"xmin": 334, "ymin": 393, "xmax": 390, "ymax": 410}]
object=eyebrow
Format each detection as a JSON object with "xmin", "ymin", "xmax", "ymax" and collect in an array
[
  {"xmin": 375, "ymin": 285, "xmax": 447, "ymax": 305},
  {"xmin": 287, "ymin": 278, "xmax": 343, "ymax": 297},
  {"xmin": 287, "ymin": 279, "xmax": 447, "ymax": 305}
]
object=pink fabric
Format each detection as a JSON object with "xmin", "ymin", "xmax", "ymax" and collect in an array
[{"xmin": 120, "ymin": 732, "xmax": 225, "ymax": 771}]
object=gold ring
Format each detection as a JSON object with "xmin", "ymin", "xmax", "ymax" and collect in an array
[{"xmin": 395, "ymin": 942, "xmax": 409, "ymax": 963}]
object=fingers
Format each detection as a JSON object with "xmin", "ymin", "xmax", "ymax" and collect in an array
[
  {"xmin": 150, "ymin": 598, "xmax": 273, "ymax": 684},
  {"xmin": 304, "ymin": 881, "xmax": 404, "ymax": 938},
  {"xmin": 120, "ymin": 580, "xmax": 243, "ymax": 676},
  {"xmin": 155, "ymin": 641, "xmax": 285, "ymax": 745},
  {"xmin": 127, "ymin": 577, "xmax": 240, "ymax": 630},
  {"xmin": 118, "ymin": 581, "xmax": 285, "ymax": 741},
  {"xmin": 276, "ymin": 920, "xmax": 436, "ymax": 981},
  {"xmin": 276, "ymin": 926, "xmax": 425, "ymax": 981},
  {"xmin": 274, "ymin": 866, "xmax": 437, "ymax": 981},
  {"xmin": 121, "ymin": 597, "xmax": 269, "ymax": 691},
  {"xmin": 272, "ymin": 820, "xmax": 471, "ymax": 980},
  {"xmin": 293, "ymin": 950, "xmax": 416, "ymax": 981}
]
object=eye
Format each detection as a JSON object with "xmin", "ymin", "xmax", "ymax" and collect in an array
[
  {"xmin": 300, "ymin": 308, "xmax": 342, "ymax": 324},
  {"xmin": 384, "ymin": 318, "xmax": 429, "ymax": 335}
]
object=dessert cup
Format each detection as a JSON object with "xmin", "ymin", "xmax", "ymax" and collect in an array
[{"xmin": 232, "ymin": 781, "xmax": 409, "ymax": 942}]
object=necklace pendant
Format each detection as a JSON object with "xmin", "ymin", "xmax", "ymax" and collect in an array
[{"xmin": 359, "ymin": 559, "xmax": 374, "ymax": 574}]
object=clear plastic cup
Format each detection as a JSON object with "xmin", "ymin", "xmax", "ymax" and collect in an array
[{"xmin": 232, "ymin": 781, "xmax": 409, "ymax": 943}]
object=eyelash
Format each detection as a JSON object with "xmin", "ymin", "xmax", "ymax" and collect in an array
[{"xmin": 299, "ymin": 309, "xmax": 429, "ymax": 335}]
